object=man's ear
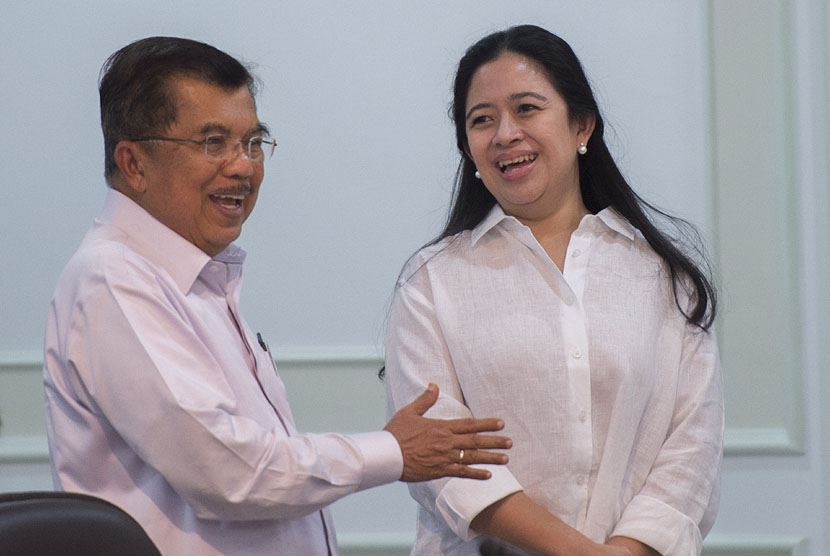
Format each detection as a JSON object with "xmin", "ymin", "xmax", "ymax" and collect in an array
[{"xmin": 114, "ymin": 141, "xmax": 147, "ymax": 194}]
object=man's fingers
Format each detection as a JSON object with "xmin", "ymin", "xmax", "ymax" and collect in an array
[
  {"xmin": 446, "ymin": 417, "xmax": 505, "ymax": 434},
  {"xmin": 460, "ymin": 433, "xmax": 512, "ymax": 450},
  {"xmin": 445, "ymin": 433, "xmax": 512, "ymax": 451},
  {"xmin": 455, "ymin": 449, "xmax": 509, "ymax": 466},
  {"xmin": 400, "ymin": 383, "xmax": 439, "ymax": 416},
  {"xmin": 453, "ymin": 465, "xmax": 493, "ymax": 480}
]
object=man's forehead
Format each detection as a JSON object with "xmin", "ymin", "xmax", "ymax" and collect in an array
[
  {"xmin": 167, "ymin": 75, "xmax": 254, "ymax": 104},
  {"xmin": 167, "ymin": 76, "xmax": 260, "ymax": 133}
]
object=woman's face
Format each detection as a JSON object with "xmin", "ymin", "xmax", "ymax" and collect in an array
[{"xmin": 464, "ymin": 52, "xmax": 593, "ymax": 224}]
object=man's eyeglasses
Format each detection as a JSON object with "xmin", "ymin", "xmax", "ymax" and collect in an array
[{"xmin": 131, "ymin": 135, "xmax": 277, "ymax": 161}]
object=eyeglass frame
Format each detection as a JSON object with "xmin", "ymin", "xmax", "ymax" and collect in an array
[{"xmin": 129, "ymin": 134, "xmax": 277, "ymax": 161}]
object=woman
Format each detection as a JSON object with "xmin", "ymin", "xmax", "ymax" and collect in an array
[{"xmin": 383, "ymin": 25, "xmax": 723, "ymax": 556}]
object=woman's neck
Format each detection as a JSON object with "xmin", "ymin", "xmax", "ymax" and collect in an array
[{"xmin": 514, "ymin": 199, "xmax": 589, "ymax": 272}]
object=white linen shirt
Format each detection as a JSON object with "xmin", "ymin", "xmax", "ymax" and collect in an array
[
  {"xmin": 44, "ymin": 188, "xmax": 402, "ymax": 556},
  {"xmin": 384, "ymin": 205, "xmax": 723, "ymax": 556}
]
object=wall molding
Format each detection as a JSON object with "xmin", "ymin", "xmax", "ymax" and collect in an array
[
  {"xmin": 702, "ymin": 535, "xmax": 808, "ymax": 556},
  {"xmin": 0, "ymin": 351, "xmax": 804, "ymax": 459},
  {"xmin": 0, "ymin": 350, "xmax": 42, "ymax": 367},
  {"xmin": 7, "ymin": 427, "xmax": 804, "ymax": 463},
  {"xmin": 0, "ymin": 435, "xmax": 48, "ymax": 464},
  {"xmin": 0, "ymin": 349, "xmax": 386, "ymax": 464},
  {"xmin": 338, "ymin": 532, "xmax": 412, "ymax": 556},
  {"xmin": 0, "ymin": 349, "xmax": 383, "ymax": 370},
  {"xmin": 269, "ymin": 346, "xmax": 382, "ymax": 365},
  {"xmin": 723, "ymin": 427, "xmax": 804, "ymax": 456},
  {"xmin": 337, "ymin": 533, "xmax": 811, "ymax": 556},
  {"xmin": 707, "ymin": 0, "xmax": 806, "ymax": 457}
]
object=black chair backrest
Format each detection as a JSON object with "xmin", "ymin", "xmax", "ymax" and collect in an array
[{"xmin": 0, "ymin": 491, "xmax": 163, "ymax": 556}]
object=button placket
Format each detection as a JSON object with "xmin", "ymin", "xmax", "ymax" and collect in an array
[{"xmin": 560, "ymin": 230, "xmax": 593, "ymax": 502}]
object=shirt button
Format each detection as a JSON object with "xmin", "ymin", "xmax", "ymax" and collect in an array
[
  {"xmin": 578, "ymin": 410, "xmax": 588, "ymax": 422},
  {"xmin": 563, "ymin": 293, "xmax": 575, "ymax": 305},
  {"xmin": 572, "ymin": 249, "xmax": 582, "ymax": 258},
  {"xmin": 571, "ymin": 348, "xmax": 582, "ymax": 359},
  {"xmin": 576, "ymin": 475, "xmax": 586, "ymax": 486}
]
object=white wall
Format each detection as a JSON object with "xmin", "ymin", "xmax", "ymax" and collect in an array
[
  {"xmin": 0, "ymin": 0, "xmax": 711, "ymax": 356},
  {"xmin": 0, "ymin": 1, "xmax": 826, "ymax": 555}
]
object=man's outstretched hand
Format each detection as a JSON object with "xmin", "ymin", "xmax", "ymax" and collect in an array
[{"xmin": 384, "ymin": 383, "xmax": 512, "ymax": 482}]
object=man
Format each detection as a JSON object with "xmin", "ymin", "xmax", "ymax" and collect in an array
[{"xmin": 43, "ymin": 37, "xmax": 511, "ymax": 556}]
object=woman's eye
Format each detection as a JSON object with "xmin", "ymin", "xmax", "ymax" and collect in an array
[
  {"xmin": 470, "ymin": 115, "xmax": 491, "ymax": 126},
  {"xmin": 518, "ymin": 104, "xmax": 538, "ymax": 113}
]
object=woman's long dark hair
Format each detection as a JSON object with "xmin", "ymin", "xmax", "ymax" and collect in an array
[
  {"xmin": 379, "ymin": 25, "xmax": 717, "ymax": 380},
  {"xmin": 443, "ymin": 24, "xmax": 716, "ymax": 329}
]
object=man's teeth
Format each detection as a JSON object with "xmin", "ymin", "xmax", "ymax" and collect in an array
[
  {"xmin": 212, "ymin": 194, "xmax": 244, "ymax": 206},
  {"xmin": 498, "ymin": 154, "xmax": 537, "ymax": 169}
]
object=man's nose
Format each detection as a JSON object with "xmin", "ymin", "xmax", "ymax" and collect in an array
[{"xmin": 223, "ymin": 143, "xmax": 255, "ymax": 177}]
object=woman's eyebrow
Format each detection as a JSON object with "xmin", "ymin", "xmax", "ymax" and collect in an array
[
  {"xmin": 510, "ymin": 91, "xmax": 548, "ymax": 103},
  {"xmin": 466, "ymin": 102, "xmax": 492, "ymax": 121},
  {"xmin": 466, "ymin": 92, "xmax": 550, "ymax": 121}
]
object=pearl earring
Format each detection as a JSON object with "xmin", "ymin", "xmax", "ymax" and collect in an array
[
  {"xmin": 474, "ymin": 170, "xmax": 481, "ymax": 179},
  {"xmin": 578, "ymin": 142, "xmax": 588, "ymax": 155}
]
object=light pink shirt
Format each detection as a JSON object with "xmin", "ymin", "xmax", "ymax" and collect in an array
[
  {"xmin": 44, "ymin": 189, "xmax": 402, "ymax": 556},
  {"xmin": 385, "ymin": 205, "xmax": 723, "ymax": 556}
]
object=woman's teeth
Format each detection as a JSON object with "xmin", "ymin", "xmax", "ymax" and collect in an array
[{"xmin": 498, "ymin": 154, "xmax": 537, "ymax": 171}]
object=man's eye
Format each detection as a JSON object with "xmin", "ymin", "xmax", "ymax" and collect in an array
[
  {"xmin": 204, "ymin": 136, "xmax": 227, "ymax": 155},
  {"xmin": 247, "ymin": 137, "xmax": 264, "ymax": 155}
]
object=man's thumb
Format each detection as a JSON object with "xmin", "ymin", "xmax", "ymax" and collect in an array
[{"xmin": 407, "ymin": 383, "xmax": 439, "ymax": 416}]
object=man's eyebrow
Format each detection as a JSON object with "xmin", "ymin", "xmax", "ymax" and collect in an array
[
  {"xmin": 251, "ymin": 122, "xmax": 271, "ymax": 137},
  {"xmin": 195, "ymin": 122, "xmax": 270, "ymax": 137},
  {"xmin": 465, "ymin": 92, "xmax": 550, "ymax": 121},
  {"xmin": 198, "ymin": 122, "xmax": 231, "ymax": 136}
]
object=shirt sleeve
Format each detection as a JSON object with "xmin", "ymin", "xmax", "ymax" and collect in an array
[
  {"xmin": 58, "ymin": 250, "xmax": 402, "ymax": 522},
  {"xmin": 610, "ymin": 321, "xmax": 724, "ymax": 555},
  {"xmin": 384, "ymin": 272, "xmax": 523, "ymax": 541}
]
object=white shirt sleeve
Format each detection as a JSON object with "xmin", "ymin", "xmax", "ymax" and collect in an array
[
  {"xmin": 384, "ymin": 272, "xmax": 523, "ymax": 541},
  {"xmin": 51, "ymin": 248, "xmax": 402, "ymax": 522},
  {"xmin": 609, "ymin": 322, "xmax": 724, "ymax": 556},
  {"xmin": 381, "ymin": 213, "xmax": 724, "ymax": 554}
]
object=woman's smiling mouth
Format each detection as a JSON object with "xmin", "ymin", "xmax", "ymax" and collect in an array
[{"xmin": 497, "ymin": 153, "xmax": 538, "ymax": 175}]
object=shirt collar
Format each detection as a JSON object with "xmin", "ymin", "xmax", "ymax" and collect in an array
[
  {"xmin": 98, "ymin": 188, "xmax": 247, "ymax": 293},
  {"xmin": 471, "ymin": 204, "xmax": 511, "ymax": 246},
  {"xmin": 470, "ymin": 203, "xmax": 637, "ymax": 246},
  {"xmin": 591, "ymin": 207, "xmax": 637, "ymax": 241}
]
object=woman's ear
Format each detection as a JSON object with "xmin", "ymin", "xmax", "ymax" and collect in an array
[
  {"xmin": 576, "ymin": 113, "xmax": 596, "ymax": 145},
  {"xmin": 113, "ymin": 141, "xmax": 147, "ymax": 194},
  {"xmin": 463, "ymin": 142, "xmax": 474, "ymax": 164}
]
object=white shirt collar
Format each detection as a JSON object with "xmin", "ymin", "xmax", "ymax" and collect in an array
[
  {"xmin": 97, "ymin": 188, "xmax": 247, "ymax": 294},
  {"xmin": 470, "ymin": 203, "xmax": 637, "ymax": 247}
]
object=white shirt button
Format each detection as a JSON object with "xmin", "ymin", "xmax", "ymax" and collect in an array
[
  {"xmin": 576, "ymin": 475, "xmax": 586, "ymax": 485},
  {"xmin": 571, "ymin": 348, "xmax": 582, "ymax": 359},
  {"xmin": 572, "ymin": 249, "xmax": 582, "ymax": 258},
  {"xmin": 579, "ymin": 410, "xmax": 588, "ymax": 422}
]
